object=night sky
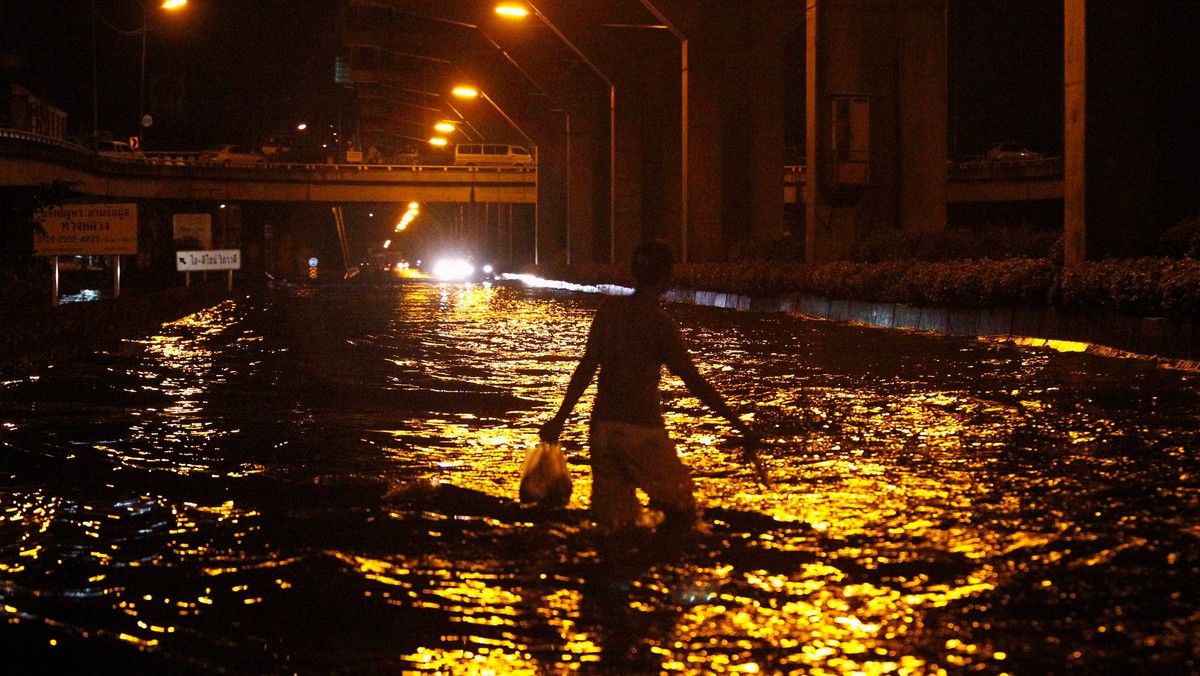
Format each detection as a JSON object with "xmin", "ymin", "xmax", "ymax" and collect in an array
[
  {"xmin": 2, "ymin": 0, "xmax": 343, "ymax": 151},
  {"xmin": 3, "ymin": 1, "xmax": 1065, "ymax": 158}
]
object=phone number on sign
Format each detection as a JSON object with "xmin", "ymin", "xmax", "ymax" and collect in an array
[{"xmin": 40, "ymin": 235, "xmax": 103, "ymax": 244}]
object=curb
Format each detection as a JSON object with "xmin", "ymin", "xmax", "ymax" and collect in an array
[{"xmin": 508, "ymin": 275, "xmax": 1200, "ymax": 372}]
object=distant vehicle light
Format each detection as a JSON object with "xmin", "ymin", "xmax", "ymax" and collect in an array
[
  {"xmin": 482, "ymin": 264, "xmax": 494, "ymax": 274},
  {"xmin": 432, "ymin": 258, "xmax": 474, "ymax": 281}
]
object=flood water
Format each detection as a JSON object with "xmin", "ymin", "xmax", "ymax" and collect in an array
[{"xmin": 2, "ymin": 281, "xmax": 1199, "ymax": 675}]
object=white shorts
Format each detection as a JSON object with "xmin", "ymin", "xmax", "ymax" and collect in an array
[{"xmin": 589, "ymin": 421, "xmax": 697, "ymax": 531}]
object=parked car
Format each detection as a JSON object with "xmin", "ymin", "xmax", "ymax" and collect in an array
[
  {"xmin": 985, "ymin": 143, "xmax": 1043, "ymax": 162},
  {"xmin": 96, "ymin": 139, "xmax": 144, "ymax": 159},
  {"xmin": 200, "ymin": 144, "xmax": 267, "ymax": 165}
]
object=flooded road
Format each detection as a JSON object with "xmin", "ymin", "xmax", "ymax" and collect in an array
[{"xmin": 2, "ymin": 281, "xmax": 1199, "ymax": 675}]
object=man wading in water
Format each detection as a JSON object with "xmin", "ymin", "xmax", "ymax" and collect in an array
[{"xmin": 540, "ymin": 239, "xmax": 759, "ymax": 533}]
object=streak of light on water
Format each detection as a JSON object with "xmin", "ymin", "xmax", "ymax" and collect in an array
[{"xmin": 1, "ymin": 281, "xmax": 1198, "ymax": 674}]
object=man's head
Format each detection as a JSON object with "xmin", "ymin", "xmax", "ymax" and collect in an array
[{"xmin": 631, "ymin": 239, "xmax": 674, "ymax": 290}]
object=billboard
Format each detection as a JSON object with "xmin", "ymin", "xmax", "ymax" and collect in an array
[
  {"xmin": 172, "ymin": 213, "xmax": 213, "ymax": 250},
  {"xmin": 33, "ymin": 203, "xmax": 138, "ymax": 256}
]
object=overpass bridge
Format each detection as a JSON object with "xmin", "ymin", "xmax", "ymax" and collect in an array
[
  {"xmin": 4, "ymin": 130, "xmax": 1061, "ymax": 208},
  {"xmin": 0, "ymin": 130, "xmax": 537, "ymax": 205},
  {"xmin": 784, "ymin": 159, "xmax": 1064, "ymax": 204}
]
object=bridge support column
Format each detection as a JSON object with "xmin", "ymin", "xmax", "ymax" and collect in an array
[
  {"xmin": 805, "ymin": 0, "xmax": 947, "ymax": 264},
  {"xmin": 566, "ymin": 117, "xmax": 599, "ymax": 265},
  {"xmin": 1063, "ymin": 1, "xmax": 1200, "ymax": 265},
  {"xmin": 680, "ymin": 2, "xmax": 791, "ymax": 263},
  {"xmin": 605, "ymin": 25, "xmax": 682, "ymax": 266},
  {"xmin": 533, "ymin": 123, "xmax": 568, "ymax": 266}
]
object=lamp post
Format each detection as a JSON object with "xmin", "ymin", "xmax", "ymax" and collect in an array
[
  {"xmin": 452, "ymin": 84, "xmax": 539, "ymax": 264},
  {"xmin": 496, "ymin": 2, "xmax": 617, "ymax": 264},
  {"xmin": 451, "ymin": 85, "xmax": 535, "ymax": 149},
  {"xmin": 92, "ymin": 0, "xmax": 186, "ymax": 147},
  {"xmin": 138, "ymin": 0, "xmax": 187, "ymax": 146}
]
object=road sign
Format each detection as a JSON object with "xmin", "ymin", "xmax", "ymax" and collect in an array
[
  {"xmin": 34, "ymin": 203, "xmax": 138, "ymax": 256},
  {"xmin": 176, "ymin": 249, "xmax": 241, "ymax": 271},
  {"xmin": 173, "ymin": 213, "xmax": 212, "ymax": 249}
]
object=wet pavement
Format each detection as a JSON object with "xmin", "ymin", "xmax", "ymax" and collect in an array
[{"xmin": 1, "ymin": 280, "xmax": 1198, "ymax": 675}]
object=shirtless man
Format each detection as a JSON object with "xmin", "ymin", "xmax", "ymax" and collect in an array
[{"xmin": 540, "ymin": 239, "xmax": 757, "ymax": 532}]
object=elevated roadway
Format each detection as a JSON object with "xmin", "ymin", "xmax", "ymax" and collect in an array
[
  {"xmin": 0, "ymin": 130, "xmax": 537, "ymax": 204},
  {"xmin": 3, "ymin": 130, "xmax": 1060, "ymax": 206}
]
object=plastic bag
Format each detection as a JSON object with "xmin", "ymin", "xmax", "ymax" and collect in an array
[{"xmin": 519, "ymin": 441, "xmax": 572, "ymax": 508}]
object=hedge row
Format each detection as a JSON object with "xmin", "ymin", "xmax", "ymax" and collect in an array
[{"xmin": 536, "ymin": 257, "xmax": 1200, "ymax": 319}]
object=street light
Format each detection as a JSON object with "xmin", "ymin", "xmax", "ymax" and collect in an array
[
  {"xmin": 453, "ymin": 84, "xmax": 540, "ymax": 265},
  {"xmin": 451, "ymin": 85, "xmax": 535, "ymax": 149},
  {"xmin": 495, "ymin": 1, "xmax": 617, "ymax": 264},
  {"xmin": 90, "ymin": 0, "xmax": 186, "ymax": 147},
  {"xmin": 138, "ymin": 0, "xmax": 187, "ymax": 146}
]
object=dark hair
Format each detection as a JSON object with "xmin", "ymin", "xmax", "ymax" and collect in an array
[{"xmin": 631, "ymin": 239, "xmax": 674, "ymax": 288}]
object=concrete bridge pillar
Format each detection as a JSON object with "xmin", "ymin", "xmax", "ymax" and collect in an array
[
  {"xmin": 565, "ymin": 115, "xmax": 600, "ymax": 265},
  {"xmin": 678, "ymin": 2, "xmax": 791, "ymax": 263},
  {"xmin": 608, "ymin": 26, "xmax": 679, "ymax": 266},
  {"xmin": 1063, "ymin": 1, "xmax": 1200, "ymax": 264},
  {"xmin": 805, "ymin": 0, "xmax": 947, "ymax": 264}
]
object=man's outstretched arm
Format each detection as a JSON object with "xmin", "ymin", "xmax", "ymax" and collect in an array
[
  {"xmin": 662, "ymin": 324, "xmax": 756, "ymax": 440},
  {"xmin": 540, "ymin": 344, "xmax": 599, "ymax": 442}
]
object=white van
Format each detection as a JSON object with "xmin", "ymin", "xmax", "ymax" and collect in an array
[{"xmin": 454, "ymin": 144, "xmax": 534, "ymax": 167}]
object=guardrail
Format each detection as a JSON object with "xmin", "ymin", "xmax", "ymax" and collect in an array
[
  {"xmin": 3, "ymin": 128, "xmax": 1063, "ymax": 181},
  {"xmin": 948, "ymin": 156, "xmax": 1063, "ymax": 179},
  {"xmin": 0, "ymin": 129, "xmax": 539, "ymax": 174}
]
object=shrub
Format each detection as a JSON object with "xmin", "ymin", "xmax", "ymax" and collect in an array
[
  {"xmin": 848, "ymin": 224, "xmax": 1060, "ymax": 263},
  {"xmin": 531, "ymin": 244, "xmax": 1200, "ymax": 319},
  {"xmin": 1159, "ymin": 212, "xmax": 1200, "ymax": 259}
]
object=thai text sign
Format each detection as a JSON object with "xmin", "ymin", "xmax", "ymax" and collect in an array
[
  {"xmin": 34, "ymin": 203, "xmax": 138, "ymax": 256},
  {"xmin": 176, "ymin": 249, "xmax": 241, "ymax": 271}
]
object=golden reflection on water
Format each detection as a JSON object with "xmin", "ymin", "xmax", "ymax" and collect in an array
[
  {"xmin": 0, "ymin": 485, "xmax": 269, "ymax": 655},
  {"xmin": 349, "ymin": 286, "xmax": 1046, "ymax": 673},
  {"xmin": 3, "ymin": 283, "xmax": 1197, "ymax": 673}
]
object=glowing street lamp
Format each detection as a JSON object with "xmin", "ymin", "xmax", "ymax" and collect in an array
[
  {"xmin": 495, "ymin": 1, "xmax": 617, "ymax": 263},
  {"xmin": 138, "ymin": 0, "xmax": 188, "ymax": 143},
  {"xmin": 434, "ymin": 121, "xmax": 457, "ymax": 133},
  {"xmin": 494, "ymin": 4, "xmax": 529, "ymax": 18},
  {"xmin": 396, "ymin": 202, "xmax": 419, "ymax": 232},
  {"xmin": 451, "ymin": 84, "xmax": 534, "ymax": 149},
  {"xmin": 90, "ymin": 0, "xmax": 187, "ymax": 147}
]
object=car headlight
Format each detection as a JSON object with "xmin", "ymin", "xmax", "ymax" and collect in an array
[{"xmin": 432, "ymin": 258, "xmax": 474, "ymax": 281}]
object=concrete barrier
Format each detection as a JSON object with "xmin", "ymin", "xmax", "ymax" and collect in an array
[{"xmin": 513, "ymin": 276, "xmax": 1199, "ymax": 366}]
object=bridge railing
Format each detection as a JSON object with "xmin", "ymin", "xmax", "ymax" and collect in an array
[
  {"xmin": 2, "ymin": 127, "xmax": 1061, "ymax": 182},
  {"xmin": 948, "ymin": 156, "xmax": 1063, "ymax": 180}
]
